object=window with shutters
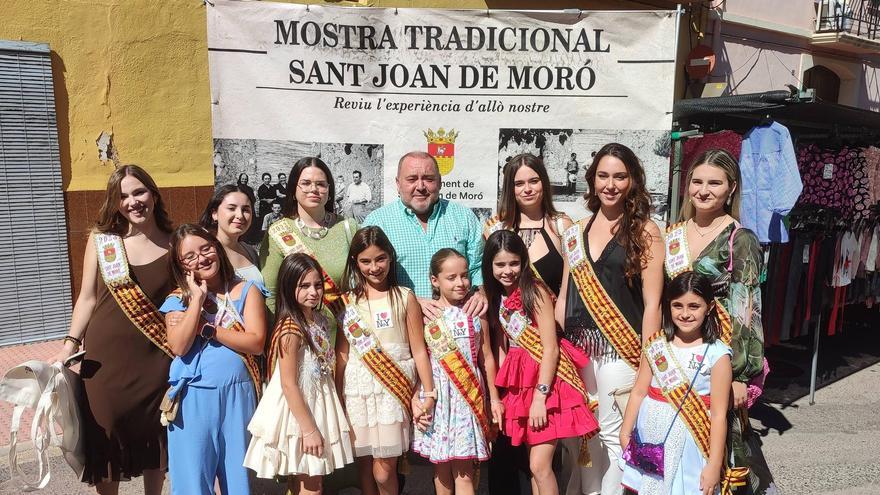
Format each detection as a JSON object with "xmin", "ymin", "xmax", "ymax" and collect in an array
[{"xmin": 0, "ymin": 40, "xmax": 73, "ymax": 345}]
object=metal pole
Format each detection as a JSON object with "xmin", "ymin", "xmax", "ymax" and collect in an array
[
  {"xmin": 667, "ymin": 4, "xmax": 684, "ymax": 224},
  {"xmin": 670, "ymin": 139, "xmax": 683, "ymax": 223},
  {"xmin": 809, "ymin": 312, "xmax": 822, "ymax": 405}
]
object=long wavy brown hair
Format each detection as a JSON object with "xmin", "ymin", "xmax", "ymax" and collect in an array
[
  {"xmin": 584, "ymin": 143, "xmax": 653, "ymax": 281},
  {"xmin": 497, "ymin": 153, "xmax": 559, "ymax": 229},
  {"xmin": 94, "ymin": 165, "xmax": 173, "ymax": 235}
]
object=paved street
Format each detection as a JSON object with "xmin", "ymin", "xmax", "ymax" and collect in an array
[{"xmin": 0, "ymin": 339, "xmax": 878, "ymax": 494}]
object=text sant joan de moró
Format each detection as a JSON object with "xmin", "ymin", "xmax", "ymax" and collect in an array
[{"xmin": 274, "ymin": 21, "xmax": 611, "ymax": 91}]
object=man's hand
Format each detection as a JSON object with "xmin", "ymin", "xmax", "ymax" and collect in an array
[
  {"xmin": 418, "ymin": 298, "xmax": 444, "ymax": 323},
  {"xmin": 462, "ymin": 287, "xmax": 488, "ymax": 318}
]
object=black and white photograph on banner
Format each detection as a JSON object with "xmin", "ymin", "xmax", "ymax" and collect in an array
[
  {"xmin": 213, "ymin": 138, "xmax": 384, "ymax": 245},
  {"xmin": 471, "ymin": 207, "xmax": 494, "ymax": 226},
  {"xmin": 497, "ymin": 128, "xmax": 671, "ymax": 221}
]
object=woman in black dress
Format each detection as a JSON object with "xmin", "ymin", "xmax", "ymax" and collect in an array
[{"xmin": 557, "ymin": 143, "xmax": 664, "ymax": 495}]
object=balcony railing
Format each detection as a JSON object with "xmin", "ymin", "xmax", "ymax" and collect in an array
[{"xmin": 816, "ymin": 0, "xmax": 880, "ymax": 41}]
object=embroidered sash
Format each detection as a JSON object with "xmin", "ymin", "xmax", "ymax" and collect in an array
[
  {"xmin": 498, "ymin": 304, "xmax": 588, "ymax": 401},
  {"xmin": 664, "ymin": 222, "xmax": 734, "ymax": 345},
  {"xmin": 204, "ymin": 291, "xmax": 264, "ymax": 399},
  {"xmin": 644, "ymin": 332, "xmax": 748, "ymax": 494},
  {"xmin": 94, "ymin": 233, "xmax": 173, "ymax": 357},
  {"xmin": 562, "ymin": 222, "xmax": 642, "ymax": 370},
  {"xmin": 267, "ymin": 317, "xmax": 335, "ymax": 379},
  {"xmin": 499, "ymin": 302, "xmax": 596, "ymax": 464},
  {"xmin": 482, "ymin": 215, "xmax": 505, "ymax": 237},
  {"xmin": 664, "ymin": 222, "xmax": 692, "ymax": 278},
  {"xmin": 268, "ymin": 218, "xmax": 344, "ymax": 315},
  {"xmin": 340, "ymin": 294, "xmax": 413, "ymax": 416},
  {"xmin": 424, "ymin": 312, "xmax": 489, "ymax": 437}
]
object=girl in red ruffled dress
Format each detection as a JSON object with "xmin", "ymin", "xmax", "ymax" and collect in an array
[{"xmin": 482, "ymin": 230, "xmax": 599, "ymax": 495}]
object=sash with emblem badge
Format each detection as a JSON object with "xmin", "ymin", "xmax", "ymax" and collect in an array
[
  {"xmin": 268, "ymin": 218, "xmax": 345, "ymax": 315},
  {"xmin": 664, "ymin": 222, "xmax": 735, "ymax": 345},
  {"xmin": 562, "ymin": 222, "xmax": 642, "ymax": 370},
  {"xmin": 424, "ymin": 311, "xmax": 489, "ymax": 437},
  {"xmin": 267, "ymin": 315, "xmax": 335, "ymax": 381},
  {"xmin": 94, "ymin": 233, "xmax": 173, "ymax": 357},
  {"xmin": 498, "ymin": 303, "xmax": 588, "ymax": 401},
  {"xmin": 340, "ymin": 293, "xmax": 413, "ymax": 416}
]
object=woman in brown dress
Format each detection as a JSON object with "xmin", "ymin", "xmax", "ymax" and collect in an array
[{"xmin": 52, "ymin": 165, "xmax": 174, "ymax": 494}]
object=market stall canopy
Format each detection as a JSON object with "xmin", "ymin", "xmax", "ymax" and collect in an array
[{"xmin": 673, "ymin": 89, "xmax": 880, "ymax": 134}]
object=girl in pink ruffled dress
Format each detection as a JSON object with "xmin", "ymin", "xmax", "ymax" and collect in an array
[{"xmin": 483, "ymin": 230, "xmax": 599, "ymax": 494}]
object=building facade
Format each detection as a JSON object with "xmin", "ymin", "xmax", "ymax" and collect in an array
[{"xmin": 689, "ymin": 0, "xmax": 880, "ymax": 109}]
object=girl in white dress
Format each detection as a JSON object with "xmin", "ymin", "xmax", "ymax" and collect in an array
[
  {"xmin": 337, "ymin": 226, "xmax": 434, "ymax": 495},
  {"xmin": 620, "ymin": 271, "xmax": 733, "ymax": 495},
  {"xmin": 243, "ymin": 253, "xmax": 354, "ymax": 494},
  {"xmin": 412, "ymin": 248, "xmax": 503, "ymax": 495}
]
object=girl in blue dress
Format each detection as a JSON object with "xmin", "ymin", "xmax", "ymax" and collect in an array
[
  {"xmin": 161, "ymin": 224, "xmax": 267, "ymax": 495},
  {"xmin": 620, "ymin": 271, "xmax": 733, "ymax": 495}
]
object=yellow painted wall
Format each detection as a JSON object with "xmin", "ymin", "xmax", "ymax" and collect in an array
[{"xmin": 2, "ymin": 0, "xmax": 668, "ymax": 191}]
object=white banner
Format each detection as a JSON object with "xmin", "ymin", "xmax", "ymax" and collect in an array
[{"xmin": 208, "ymin": 1, "xmax": 678, "ymax": 226}]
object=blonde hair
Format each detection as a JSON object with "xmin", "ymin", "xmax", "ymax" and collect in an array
[{"xmin": 679, "ymin": 149, "xmax": 742, "ymax": 222}]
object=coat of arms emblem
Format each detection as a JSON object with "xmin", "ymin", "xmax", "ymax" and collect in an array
[
  {"xmin": 103, "ymin": 244, "xmax": 117, "ymax": 263},
  {"xmin": 654, "ymin": 353, "xmax": 668, "ymax": 372},
  {"xmin": 424, "ymin": 128, "xmax": 459, "ymax": 175}
]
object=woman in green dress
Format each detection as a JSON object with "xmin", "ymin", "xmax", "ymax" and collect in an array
[
  {"xmin": 260, "ymin": 157, "xmax": 358, "ymax": 318},
  {"xmin": 664, "ymin": 148, "xmax": 776, "ymax": 494}
]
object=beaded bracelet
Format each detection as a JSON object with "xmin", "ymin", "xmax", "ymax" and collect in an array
[{"xmin": 64, "ymin": 336, "xmax": 82, "ymax": 349}]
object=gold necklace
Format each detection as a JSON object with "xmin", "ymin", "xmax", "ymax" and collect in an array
[{"xmin": 690, "ymin": 217, "xmax": 726, "ymax": 237}]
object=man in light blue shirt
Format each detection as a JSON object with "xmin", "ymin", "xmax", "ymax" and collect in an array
[{"xmin": 364, "ymin": 151, "xmax": 487, "ymax": 318}]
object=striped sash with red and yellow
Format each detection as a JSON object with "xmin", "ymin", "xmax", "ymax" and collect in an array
[
  {"xmin": 664, "ymin": 222, "xmax": 734, "ymax": 345},
  {"xmin": 562, "ymin": 222, "xmax": 642, "ymax": 370},
  {"xmin": 499, "ymin": 303, "xmax": 595, "ymax": 464},
  {"xmin": 267, "ymin": 316, "xmax": 335, "ymax": 380},
  {"xmin": 94, "ymin": 233, "xmax": 173, "ymax": 357},
  {"xmin": 267, "ymin": 318, "xmax": 300, "ymax": 378},
  {"xmin": 424, "ymin": 313, "xmax": 489, "ymax": 437},
  {"xmin": 176, "ymin": 288, "xmax": 264, "ymax": 399},
  {"xmin": 340, "ymin": 293, "xmax": 413, "ymax": 416},
  {"xmin": 498, "ymin": 305, "xmax": 588, "ymax": 403},
  {"xmin": 269, "ymin": 218, "xmax": 344, "ymax": 315},
  {"xmin": 644, "ymin": 331, "xmax": 748, "ymax": 494}
]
